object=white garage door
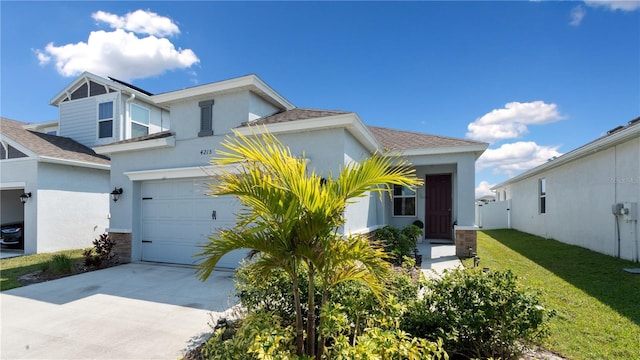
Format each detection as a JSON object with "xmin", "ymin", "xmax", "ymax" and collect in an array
[{"xmin": 141, "ymin": 178, "xmax": 248, "ymax": 268}]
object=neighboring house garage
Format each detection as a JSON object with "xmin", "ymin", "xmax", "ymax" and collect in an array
[{"xmin": 0, "ymin": 117, "xmax": 111, "ymax": 255}]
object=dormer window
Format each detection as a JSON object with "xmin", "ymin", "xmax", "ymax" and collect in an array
[
  {"xmin": 98, "ymin": 101, "xmax": 114, "ymax": 139},
  {"xmin": 198, "ymin": 100, "xmax": 214, "ymax": 137},
  {"xmin": 131, "ymin": 104, "xmax": 150, "ymax": 138}
]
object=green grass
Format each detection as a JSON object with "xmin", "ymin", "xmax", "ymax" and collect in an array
[
  {"xmin": 461, "ymin": 229, "xmax": 640, "ymax": 360},
  {"xmin": 0, "ymin": 249, "xmax": 84, "ymax": 291}
]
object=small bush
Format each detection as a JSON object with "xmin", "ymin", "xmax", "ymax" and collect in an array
[
  {"xmin": 83, "ymin": 233, "xmax": 115, "ymax": 268},
  {"xmin": 201, "ymin": 312, "xmax": 298, "ymax": 359},
  {"xmin": 47, "ymin": 254, "xmax": 74, "ymax": 275},
  {"xmin": 402, "ymin": 269, "xmax": 555, "ymax": 360},
  {"xmin": 375, "ymin": 225, "xmax": 417, "ymax": 264}
]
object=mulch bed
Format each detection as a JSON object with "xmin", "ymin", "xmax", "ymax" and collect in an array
[{"xmin": 17, "ymin": 261, "xmax": 121, "ymax": 286}]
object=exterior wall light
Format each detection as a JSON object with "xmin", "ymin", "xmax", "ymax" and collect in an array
[
  {"xmin": 19, "ymin": 192, "xmax": 32, "ymax": 204},
  {"xmin": 110, "ymin": 187, "xmax": 123, "ymax": 202}
]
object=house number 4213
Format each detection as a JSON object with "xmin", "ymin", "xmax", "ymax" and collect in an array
[{"xmin": 200, "ymin": 149, "xmax": 213, "ymax": 155}]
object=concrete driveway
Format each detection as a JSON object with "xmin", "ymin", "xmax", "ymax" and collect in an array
[{"xmin": 1, "ymin": 263, "xmax": 238, "ymax": 359}]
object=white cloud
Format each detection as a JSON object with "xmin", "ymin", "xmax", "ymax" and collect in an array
[
  {"xmin": 92, "ymin": 10, "xmax": 180, "ymax": 37},
  {"xmin": 585, "ymin": 0, "xmax": 640, "ymax": 11},
  {"xmin": 37, "ymin": 9, "xmax": 198, "ymax": 81},
  {"xmin": 570, "ymin": 5, "xmax": 587, "ymax": 26},
  {"xmin": 475, "ymin": 181, "xmax": 495, "ymax": 198},
  {"xmin": 466, "ymin": 101, "xmax": 565, "ymax": 143},
  {"xmin": 476, "ymin": 141, "xmax": 562, "ymax": 177}
]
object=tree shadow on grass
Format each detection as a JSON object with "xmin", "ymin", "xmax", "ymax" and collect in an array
[{"xmin": 483, "ymin": 229, "xmax": 640, "ymax": 326}]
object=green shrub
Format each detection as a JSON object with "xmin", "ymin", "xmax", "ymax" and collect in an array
[
  {"xmin": 83, "ymin": 233, "xmax": 115, "ymax": 268},
  {"xmin": 231, "ymin": 259, "xmax": 432, "ymax": 358},
  {"xmin": 374, "ymin": 225, "xmax": 417, "ymax": 264},
  {"xmin": 48, "ymin": 254, "xmax": 74, "ymax": 275},
  {"xmin": 201, "ymin": 307, "xmax": 448, "ymax": 360},
  {"xmin": 201, "ymin": 312, "xmax": 300, "ymax": 359},
  {"xmin": 235, "ymin": 261, "xmax": 313, "ymax": 326},
  {"xmin": 402, "ymin": 269, "xmax": 555, "ymax": 360}
]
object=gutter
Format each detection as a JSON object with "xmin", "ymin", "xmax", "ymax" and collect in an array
[{"xmin": 39, "ymin": 156, "xmax": 110, "ymax": 170}]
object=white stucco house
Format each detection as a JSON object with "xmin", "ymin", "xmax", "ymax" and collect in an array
[
  {"xmin": 82, "ymin": 73, "xmax": 487, "ymax": 266},
  {"xmin": 487, "ymin": 118, "xmax": 639, "ymax": 262},
  {"xmin": 3, "ymin": 71, "xmax": 487, "ymax": 265},
  {"xmin": 0, "ymin": 117, "xmax": 110, "ymax": 254}
]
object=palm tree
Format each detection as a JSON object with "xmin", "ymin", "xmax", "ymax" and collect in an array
[{"xmin": 197, "ymin": 126, "xmax": 422, "ymax": 357}]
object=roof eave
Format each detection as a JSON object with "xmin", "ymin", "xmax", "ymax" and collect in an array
[
  {"xmin": 492, "ymin": 123, "xmax": 640, "ymax": 190},
  {"xmin": 22, "ymin": 120, "xmax": 59, "ymax": 131},
  {"xmin": 386, "ymin": 143, "xmax": 489, "ymax": 158},
  {"xmin": 39, "ymin": 156, "xmax": 110, "ymax": 170},
  {"xmin": 151, "ymin": 75, "xmax": 295, "ymax": 111},
  {"xmin": 94, "ymin": 135, "xmax": 176, "ymax": 155}
]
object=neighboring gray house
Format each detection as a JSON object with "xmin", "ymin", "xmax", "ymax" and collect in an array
[
  {"xmin": 487, "ymin": 118, "xmax": 639, "ymax": 262},
  {"xmin": 0, "ymin": 117, "xmax": 110, "ymax": 254},
  {"xmin": 90, "ymin": 73, "xmax": 488, "ymax": 266}
]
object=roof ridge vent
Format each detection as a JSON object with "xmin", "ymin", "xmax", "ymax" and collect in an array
[{"xmin": 607, "ymin": 125, "xmax": 624, "ymax": 135}]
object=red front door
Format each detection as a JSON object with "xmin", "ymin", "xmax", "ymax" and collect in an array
[{"xmin": 425, "ymin": 174, "xmax": 452, "ymax": 239}]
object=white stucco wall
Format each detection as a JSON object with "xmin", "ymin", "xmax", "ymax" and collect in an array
[
  {"xmin": 36, "ymin": 163, "xmax": 110, "ymax": 253},
  {"xmin": 168, "ymin": 90, "xmax": 280, "ymax": 141},
  {"xmin": 248, "ymin": 92, "xmax": 280, "ymax": 122},
  {"xmin": 109, "ymin": 122, "xmax": 388, "ymax": 261},
  {"xmin": 495, "ymin": 136, "xmax": 639, "ymax": 261}
]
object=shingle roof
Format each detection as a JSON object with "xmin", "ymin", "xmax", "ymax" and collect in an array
[
  {"xmin": 368, "ymin": 126, "xmax": 486, "ymax": 150},
  {"xmin": 246, "ymin": 108, "xmax": 486, "ymax": 151},
  {"xmin": 100, "ymin": 130, "xmax": 174, "ymax": 146},
  {"xmin": 247, "ymin": 108, "xmax": 351, "ymax": 126},
  {"xmin": 0, "ymin": 117, "xmax": 110, "ymax": 166}
]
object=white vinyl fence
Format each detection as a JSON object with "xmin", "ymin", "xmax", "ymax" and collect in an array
[{"xmin": 475, "ymin": 200, "xmax": 511, "ymax": 230}]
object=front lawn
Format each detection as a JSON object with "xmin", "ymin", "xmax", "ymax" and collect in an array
[
  {"xmin": 0, "ymin": 249, "xmax": 85, "ymax": 291},
  {"xmin": 461, "ymin": 229, "xmax": 640, "ymax": 360}
]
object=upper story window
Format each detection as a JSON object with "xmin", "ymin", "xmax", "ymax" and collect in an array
[
  {"xmin": 198, "ymin": 100, "xmax": 214, "ymax": 137},
  {"xmin": 98, "ymin": 101, "xmax": 114, "ymax": 139},
  {"xmin": 130, "ymin": 104, "xmax": 150, "ymax": 138},
  {"xmin": 539, "ymin": 178, "xmax": 546, "ymax": 214},
  {"xmin": 393, "ymin": 184, "xmax": 416, "ymax": 217}
]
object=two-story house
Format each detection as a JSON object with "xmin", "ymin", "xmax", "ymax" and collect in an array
[
  {"xmin": 90, "ymin": 73, "xmax": 487, "ymax": 266},
  {"xmin": 2, "ymin": 71, "xmax": 488, "ymax": 265}
]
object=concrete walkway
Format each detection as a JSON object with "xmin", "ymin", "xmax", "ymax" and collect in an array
[
  {"xmin": 416, "ymin": 240, "xmax": 463, "ymax": 278},
  {"xmin": 1, "ymin": 263, "xmax": 238, "ymax": 360}
]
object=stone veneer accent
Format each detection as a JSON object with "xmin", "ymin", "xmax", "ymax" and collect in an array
[
  {"xmin": 455, "ymin": 228, "xmax": 477, "ymax": 258},
  {"xmin": 109, "ymin": 232, "xmax": 132, "ymax": 263}
]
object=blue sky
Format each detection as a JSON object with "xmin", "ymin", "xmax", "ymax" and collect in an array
[{"xmin": 1, "ymin": 1, "xmax": 639, "ymax": 196}]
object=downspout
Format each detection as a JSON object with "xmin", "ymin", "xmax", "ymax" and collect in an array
[{"xmin": 124, "ymin": 93, "xmax": 135, "ymax": 139}]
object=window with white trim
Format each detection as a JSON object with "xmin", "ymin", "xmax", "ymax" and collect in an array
[
  {"xmin": 130, "ymin": 104, "xmax": 150, "ymax": 138},
  {"xmin": 393, "ymin": 184, "xmax": 416, "ymax": 216},
  {"xmin": 539, "ymin": 178, "xmax": 546, "ymax": 214},
  {"xmin": 98, "ymin": 101, "xmax": 113, "ymax": 139}
]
